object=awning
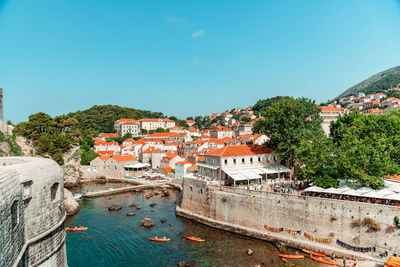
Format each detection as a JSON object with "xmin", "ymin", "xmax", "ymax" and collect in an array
[
  {"xmin": 304, "ymin": 186, "xmax": 325, "ymax": 193},
  {"xmin": 124, "ymin": 163, "xmax": 150, "ymax": 169},
  {"xmin": 260, "ymin": 165, "xmax": 291, "ymax": 174},
  {"xmin": 224, "ymin": 169, "xmax": 262, "ymax": 181},
  {"xmin": 197, "ymin": 162, "xmax": 219, "ymax": 170}
]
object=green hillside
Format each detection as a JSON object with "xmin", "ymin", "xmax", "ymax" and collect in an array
[{"xmin": 335, "ymin": 65, "xmax": 400, "ymax": 100}]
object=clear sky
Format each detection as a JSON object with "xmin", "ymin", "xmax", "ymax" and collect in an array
[{"xmin": 1, "ymin": 0, "xmax": 400, "ymax": 123}]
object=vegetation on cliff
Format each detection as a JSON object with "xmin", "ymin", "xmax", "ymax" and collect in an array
[{"xmin": 14, "ymin": 105, "xmax": 165, "ymax": 165}]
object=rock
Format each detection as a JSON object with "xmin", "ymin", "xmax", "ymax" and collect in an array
[
  {"xmin": 126, "ymin": 213, "xmax": 135, "ymax": 216},
  {"xmin": 136, "ymin": 206, "xmax": 142, "ymax": 210},
  {"xmin": 64, "ymin": 189, "xmax": 80, "ymax": 216},
  {"xmin": 177, "ymin": 262, "xmax": 189, "ymax": 267},
  {"xmin": 246, "ymin": 249, "xmax": 254, "ymax": 256},
  {"xmin": 129, "ymin": 203, "xmax": 137, "ymax": 207},
  {"xmin": 108, "ymin": 204, "xmax": 122, "ymax": 211},
  {"xmin": 273, "ymin": 241, "xmax": 287, "ymax": 252},
  {"xmin": 161, "ymin": 218, "xmax": 167, "ymax": 223},
  {"xmin": 150, "ymin": 203, "xmax": 156, "ymax": 207},
  {"xmin": 281, "ymin": 258, "xmax": 288, "ymax": 263},
  {"xmin": 144, "ymin": 190, "xmax": 154, "ymax": 199},
  {"xmin": 162, "ymin": 188, "xmax": 169, "ymax": 197},
  {"xmin": 139, "ymin": 218, "xmax": 156, "ymax": 228},
  {"xmin": 64, "ymin": 175, "xmax": 79, "ymax": 188}
]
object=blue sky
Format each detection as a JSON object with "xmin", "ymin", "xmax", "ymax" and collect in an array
[{"xmin": 1, "ymin": 0, "xmax": 400, "ymax": 123}]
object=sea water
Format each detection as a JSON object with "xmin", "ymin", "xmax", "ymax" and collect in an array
[{"xmin": 65, "ymin": 185, "xmax": 321, "ymax": 267}]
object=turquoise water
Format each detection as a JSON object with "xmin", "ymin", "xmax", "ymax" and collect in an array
[{"xmin": 65, "ymin": 187, "xmax": 322, "ymax": 267}]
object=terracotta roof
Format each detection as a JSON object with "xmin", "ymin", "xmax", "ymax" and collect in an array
[
  {"xmin": 123, "ymin": 138, "xmax": 135, "ymax": 143},
  {"xmin": 96, "ymin": 151, "xmax": 115, "ymax": 156},
  {"xmin": 206, "ymin": 145, "xmax": 273, "ymax": 157},
  {"xmin": 100, "ymin": 133, "xmax": 119, "ymax": 138},
  {"xmin": 162, "ymin": 167, "xmax": 173, "ymax": 173},
  {"xmin": 145, "ymin": 132, "xmax": 182, "ymax": 138},
  {"xmin": 111, "ymin": 155, "xmax": 137, "ymax": 162},
  {"xmin": 184, "ymin": 120, "xmax": 196, "ymax": 123},
  {"xmin": 320, "ymin": 106, "xmax": 344, "ymax": 112},
  {"xmin": 138, "ymin": 118, "xmax": 174, "ymax": 122},
  {"xmin": 98, "ymin": 156, "xmax": 112, "ymax": 161},
  {"xmin": 176, "ymin": 160, "xmax": 193, "ymax": 166}
]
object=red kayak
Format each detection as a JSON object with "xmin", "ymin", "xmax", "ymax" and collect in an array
[
  {"xmin": 278, "ymin": 254, "xmax": 304, "ymax": 259},
  {"xmin": 311, "ymin": 256, "xmax": 336, "ymax": 265}
]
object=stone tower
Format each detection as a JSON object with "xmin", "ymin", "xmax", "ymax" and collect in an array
[{"xmin": 0, "ymin": 88, "xmax": 3, "ymax": 121}]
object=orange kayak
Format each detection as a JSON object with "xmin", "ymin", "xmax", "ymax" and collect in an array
[
  {"xmin": 150, "ymin": 237, "xmax": 170, "ymax": 242},
  {"xmin": 302, "ymin": 249, "xmax": 326, "ymax": 258},
  {"xmin": 390, "ymin": 257, "xmax": 400, "ymax": 263},
  {"xmin": 65, "ymin": 227, "xmax": 88, "ymax": 232},
  {"xmin": 185, "ymin": 236, "xmax": 205, "ymax": 242},
  {"xmin": 278, "ymin": 254, "xmax": 304, "ymax": 259},
  {"xmin": 385, "ymin": 261, "xmax": 400, "ymax": 267},
  {"xmin": 311, "ymin": 256, "xmax": 336, "ymax": 265}
]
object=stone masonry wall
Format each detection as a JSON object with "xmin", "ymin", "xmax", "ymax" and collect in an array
[
  {"xmin": 180, "ymin": 177, "xmax": 400, "ymax": 255},
  {"xmin": 0, "ymin": 157, "xmax": 67, "ymax": 267}
]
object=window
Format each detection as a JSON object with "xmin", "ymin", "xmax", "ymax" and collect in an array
[
  {"xmin": 242, "ymin": 158, "xmax": 245, "ymax": 163},
  {"xmin": 233, "ymin": 159, "xmax": 236, "ymax": 164},
  {"xmin": 224, "ymin": 159, "xmax": 228, "ymax": 164},
  {"xmin": 258, "ymin": 157, "xmax": 261, "ymax": 162},
  {"xmin": 266, "ymin": 156, "xmax": 270, "ymax": 162},
  {"xmin": 51, "ymin": 183, "xmax": 59, "ymax": 201},
  {"xmin": 11, "ymin": 200, "xmax": 18, "ymax": 229},
  {"xmin": 190, "ymin": 186, "xmax": 193, "ymax": 191}
]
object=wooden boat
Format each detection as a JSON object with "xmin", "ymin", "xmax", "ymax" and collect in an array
[
  {"xmin": 311, "ymin": 256, "xmax": 336, "ymax": 265},
  {"xmin": 302, "ymin": 249, "xmax": 326, "ymax": 258},
  {"xmin": 65, "ymin": 226, "xmax": 88, "ymax": 232},
  {"xmin": 150, "ymin": 237, "xmax": 170, "ymax": 242},
  {"xmin": 185, "ymin": 236, "xmax": 205, "ymax": 242},
  {"xmin": 278, "ymin": 254, "xmax": 304, "ymax": 259}
]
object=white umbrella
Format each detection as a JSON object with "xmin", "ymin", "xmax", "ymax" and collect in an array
[
  {"xmin": 382, "ymin": 193, "xmax": 400, "ymax": 201},
  {"xmin": 324, "ymin": 188, "xmax": 340, "ymax": 194},
  {"xmin": 304, "ymin": 186, "xmax": 325, "ymax": 193}
]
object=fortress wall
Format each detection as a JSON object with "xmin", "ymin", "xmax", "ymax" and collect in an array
[
  {"xmin": 0, "ymin": 157, "xmax": 67, "ymax": 267},
  {"xmin": 180, "ymin": 177, "xmax": 400, "ymax": 255}
]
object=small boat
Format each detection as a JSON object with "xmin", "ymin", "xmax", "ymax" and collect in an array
[
  {"xmin": 302, "ymin": 249, "xmax": 326, "ymax": 258},
  {"xmin": 185, "ymin": 236, "xmax": 205, "ymax": 242},
  {"xmin": 65, "ymin": 226, "xmax": 88, "ymax": 232},
  {"xmin": 73, "ymin": 194, "xmax": 83, "ymax": 200},
  {"xmin": 311, "ymin": 256, "xmax": 336, "ymax": 265},
  {"xmin": 150, "ymin": 237, "xmax": 170, "ymax": 242},
  {"xmin": 385, "ymin": 260, "xmax": 400, "ymax": 267},
  {"xmin": 390, "ymin": 257, "xmax": 400, "ymax": 263},
  {"xmin": 278, "ymin": 254, "xmax": 304, "ymax": 259}
]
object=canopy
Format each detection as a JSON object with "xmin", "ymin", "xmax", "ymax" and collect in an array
[
  {"xmin": 260, "ymin": 165, "xmax": 291, "ymax": 174},
  {"xmin": 124, "ymin": 163, "xmax": 150, "ymax": 169},
  {"xmin": 224, "ymin": 169, "xmax": 261, "ymax": 181},
  {"xmin": 383, "ymin": 194, "xmax": 400, "ymax": 201},
  {"xmin": 323, "ymin": 188, "xmax": 340, "ymax": 194},
  {"xmin": 304, "ymin": 186, "xmax": 325, "ymax": 193}
]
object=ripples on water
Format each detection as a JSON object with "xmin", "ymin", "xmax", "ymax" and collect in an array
[{"xmin": 65, "ymin": 184, "xmax": 322, "ymax": 267}]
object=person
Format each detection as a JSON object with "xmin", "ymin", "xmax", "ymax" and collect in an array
[
  {"xmin": 295, "ymin": 251, "xmax": 299, "ymax": 256},
  {"xmin": 332, "ymin": 253, "xmax": 335, "ymax": 261},
  {"xmin": 353, "ymin": 258, "xmax": 357, "ymax": 267}
]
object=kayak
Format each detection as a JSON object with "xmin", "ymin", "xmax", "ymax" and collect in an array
[
  {"xmin": 150, "ymin": 237, "xmax": 170, "ymax": 242},
  {"xmin": 385, "ymin": 261, "xmax": 400, "ymax": 267},
  {"xmin": 278, "ymin": 254, "xmax": 304, "ymax": 259},
  {"xmin": 302, "ymin": 249, "xmax": 326, "ymax": 258},
  {"xmin": 390, "ymin": 257, "xmax": 400, "ymax": 263},
  {"xmin": 65, "ymin": 227, "xmax": 88, "ymax": 232},
  {"xmin": 185, "ymin": 236, "xmax": 205, "ymax": 242},
  {"xmin": 311, "ymin": 256, "xmax": 336, "ymax": 265}
]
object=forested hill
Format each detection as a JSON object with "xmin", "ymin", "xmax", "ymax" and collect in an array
[
  {"xmin": 67, "ymin": 105, "xmax": 164, "ymax": 136},
  {"xmin": 335, "ymin": 65, "xmax": 400, "ymax": 100}
]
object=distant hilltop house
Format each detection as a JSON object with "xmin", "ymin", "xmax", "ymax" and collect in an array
[{"xmin": 114, "ymin": 118, "xmax": 176, "ymax": 136}]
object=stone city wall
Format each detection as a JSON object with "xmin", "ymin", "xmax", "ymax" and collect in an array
[
  {"xmin": 0, "ymin": 157, "xmax": 67, "ymax": 267},
  {"xmin": 179, "ymin": 177, "xmax": 400, "ymax": 256}
]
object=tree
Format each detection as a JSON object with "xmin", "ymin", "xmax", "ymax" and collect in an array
[
  {"xmin": 256, "ymin": 97, "xmax": 324, "ymax": 169},
  {"xmin": 186, "ymin": 117, "xmax": 194, "ymax": 121},
  {"xmin": 169, "ymin": 116, "xmax": 178, "ymax": 121},
  {"xmin": 253, "ymin": 96, "xmax": 291, "ymax": 115},
  {"xmin": 240, "ymin": 117, "xmax": 252, "ymax": 123}
]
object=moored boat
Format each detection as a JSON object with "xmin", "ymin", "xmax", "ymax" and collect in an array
[
  {"xmin": 385, "ymin": 260, "xmax": 400, "ymax": 267},
  {"xmin": 302, "ymin": 249, "xmax": 326, "ymax": 258},
  {"xmin": 185, "ymin": 236, "xmax": 205, "ymax": 242},
  {"xmin": 311, "ymin": 256, "xmax": 336, "ymax": 265},
  {"xmin": 278, "ymin": 254, "xmax": 304, "ymax": 259},
  {"xmin": 150, "ymin": 237, "xmax": 170, "ymax": 242}
]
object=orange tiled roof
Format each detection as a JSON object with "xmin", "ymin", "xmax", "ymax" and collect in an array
[
  {"xmin": 138, "ymin": 118, "xmax": 174, "ymax": 122},
  {"xmin": 206, "ymin": 145, "xmax": 273, "ymax": 157},
  {"xmin": 162, "ymin": 167, "xmax": 173, "ymax": 174},
  {"xmin": 100, "ymin": 133, "xmax": 119, "ymax": 138},
  {"xmin": 96, "ymin": 151, "xmax": 115, "ymax": 156},
  {"xmin": 111, "ymin": 155, "xmax": 137, "ymax": 162},
  {"xmin": 320, "ymin": 106, "xmax": 344, "ymax": 112},
  {"xmin": 123, "ymin": 138, "xmax": 135, "ymax": 143}
]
